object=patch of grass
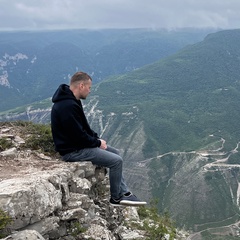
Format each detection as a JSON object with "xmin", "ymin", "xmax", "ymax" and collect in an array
[
  {"xmin": 0, "ymin": 121, "xmax": 56, "ymax": 155},
  {"xmin": 0, "ymin": 208, "xmax": 12, "ymax": 238},
  {"xmin": 0, "ymin": 138, "xmax": 14, "ymax": 151},
  {"xmin": 68, "ymin": 221, "xmax": 87, "ymax": 237},
  {"xmin": 3, "ymin": 121, "xmax": 55, "ymax": 155},
  {"xmin": 23, "ymin": 122, "xmax": 55, "ymax": 154}
]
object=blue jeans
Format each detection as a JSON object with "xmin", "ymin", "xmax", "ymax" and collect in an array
[{"xmin": 62, "ymin": 146, "xmax": 129, "ymax": 199}]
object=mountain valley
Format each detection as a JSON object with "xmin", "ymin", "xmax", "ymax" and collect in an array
[{"xmin": 1, "ymin": 28, "xmax": 240, "ymax": 239}]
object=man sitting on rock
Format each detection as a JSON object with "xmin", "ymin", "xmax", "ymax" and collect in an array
[{"xmin": 51, "ymin": 71, "xmax": 146, "ymax": 207}]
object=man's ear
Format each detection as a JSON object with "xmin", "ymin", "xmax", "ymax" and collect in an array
[{"xmin": 79, "ymin": 82, "xmax": 84, "ymax": 89}]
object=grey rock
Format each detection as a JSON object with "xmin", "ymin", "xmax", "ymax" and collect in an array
[
  {"xmin": 2, "ymin": 230, "xmax": 45, "ymax": 240},
  {"xmin": 0, "ymin": 148, "xmax": 17, "ymax": 157}
]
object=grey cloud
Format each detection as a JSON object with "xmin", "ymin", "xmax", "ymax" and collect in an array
[{"xmin": 0, "ymin": 0, "xmax": 240, "ymax": 30}]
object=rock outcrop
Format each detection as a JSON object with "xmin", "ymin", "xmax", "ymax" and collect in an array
[
  {"xmin": 0, "ymin": 123, "xmax": 188, "ymax": 239},
  {"xmin": 0, "ymin": 125, "xmax": 149, "ymax": 239},
  {"xmin": 0, "ymin": 158, "xmax": 145, "ymax": 239}
]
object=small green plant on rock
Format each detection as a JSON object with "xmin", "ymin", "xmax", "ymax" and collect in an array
[
  {"xmin": 137, "ymin": 200, "xmax": 176, "ymax": 240},
  {"xmin": 0, "ymin": 208, "xmax": 12, "ymax": 238},
  {"xmin": 69, "ymin": 221, "xmax": 87, "ymax": 237},
  {"xmin": 0, "ymin": 138, "xmax": 14, "ymax": 151}
]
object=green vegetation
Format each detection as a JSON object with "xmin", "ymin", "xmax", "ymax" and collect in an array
[
  {"xmin": 22, "ymin": 122, "xmax": 55, "ymax": 154},
  {"xmin": 0, "ymin": 208, "xmax": 12, "ymax": 238},
  {"xmin": 95, "ymin": 29, "xmax": 240, "ymax": 156},
  {"xmin": 91, "ymin": 30, "xmax": 240, "ymax": 234},
  {"xmin": 0, "ymin": 121, "xmax": 55, "ymax": 155},
  {"xmin": 0, "ymin": 138, "xmax": 13, "ymax": 151},
  {"xmin": 137, "ymin": 200, "xmax": 176, "ymax": 240},
  {"xmin": 68, "ymin": 221, "xmax": 87, "ymax": 237}
]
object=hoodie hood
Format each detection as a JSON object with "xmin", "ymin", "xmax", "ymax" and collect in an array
[{"xmin": 52, "ymin": 84, "xmax": 75, "ymax": 103}]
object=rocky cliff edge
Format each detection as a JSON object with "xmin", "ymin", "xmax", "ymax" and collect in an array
[{"xmin": 0, "ymin": 122, "xmax": 188, "ymax": 240}]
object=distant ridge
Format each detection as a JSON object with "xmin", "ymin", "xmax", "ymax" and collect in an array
[{"xmin": 0, "ymin": 28, "xmax": 214, "ymax": 111}]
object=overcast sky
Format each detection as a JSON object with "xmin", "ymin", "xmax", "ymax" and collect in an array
[{"xmin": 0, "ymin": 0, "xmax": 240, "ymax": 31}]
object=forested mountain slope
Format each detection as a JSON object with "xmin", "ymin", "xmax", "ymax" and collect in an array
[
  {"xmin": 87, "ymin": 29, "xmax": 240, "ymax": 236},
  {"xmin": 91, "ymin": 29, "xmax": 240, "ymax": 154}
]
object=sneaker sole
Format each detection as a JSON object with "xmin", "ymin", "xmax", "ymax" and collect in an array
[
  {"xmin": 120, "ymin": 200, "xmax": 147, "ymax": 206},
  {"xmin": 110, "ymin": 203, "xmax": 126, "ymax": 207}
]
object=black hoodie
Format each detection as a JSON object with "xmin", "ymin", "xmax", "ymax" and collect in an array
[{"xmin": 51, "ymin": 84, "xmax": 101, "ymax": 156}]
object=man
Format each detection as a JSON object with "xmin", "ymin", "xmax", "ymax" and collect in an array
[{"xmin": 51, "ymin": 71, "xmax": 146, "ymax": 206}]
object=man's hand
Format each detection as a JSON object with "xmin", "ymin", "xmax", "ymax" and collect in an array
[{"xmin": 99, "ymin": 139, "xmax": 107, "ymax": 150}]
